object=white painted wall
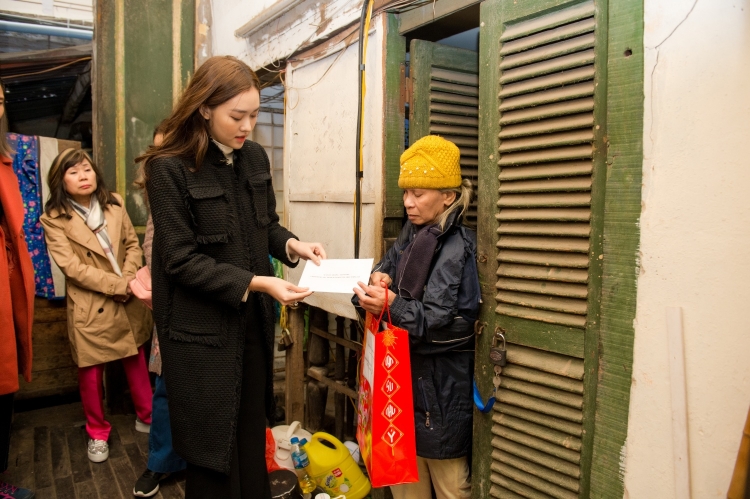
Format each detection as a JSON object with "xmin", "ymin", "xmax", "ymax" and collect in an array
[
  {"xmin": 0, "ymin": 0, "xmax": 92, "ymax": 22},
  {"xmin": 211, "ymin": 0, "xmax": 362, "ymax": 69},
  {"xmin": 624, "ymin": 1, "xmax": 750, "ymax": 497},
  {"xmin": 282, "ymin": 15, "xmax": 386, "ymax": 319}
]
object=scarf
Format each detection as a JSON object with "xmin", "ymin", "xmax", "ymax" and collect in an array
[
  {"xmin": 395, "ymin": 224, "xmax": 442, "ymax": 301},
  {"xmin": 69, "ymin": 195, "xmax": 122, "ymax": 277}
]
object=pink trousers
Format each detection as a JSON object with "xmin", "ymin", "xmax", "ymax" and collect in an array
[{"xmin": 78, "ymin": 346, "xmax": 153, "ymax": 441}]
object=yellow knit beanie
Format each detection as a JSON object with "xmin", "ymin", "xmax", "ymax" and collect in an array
[{"xmin": 398, "ymin": 135, "xmax": 461, "ymax": 189}]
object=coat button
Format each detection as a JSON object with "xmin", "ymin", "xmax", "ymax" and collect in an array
[
  {"xmin": 87, "ymin": 251, "xmax": 91, "ymax": 257},
  {"xmin": 98, "ymin": 308, "xmax": 104, "ymax": 313}
]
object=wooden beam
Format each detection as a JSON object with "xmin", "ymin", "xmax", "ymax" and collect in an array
[
  {"xmin": 285, "ymin": 306, "xmax": 306, "ymax": 425},
  {"xmin": 398, "ymin": 0, "xmax": 480, "ymax": 35},
  {"xmin": 310, "ymin": 325, "xmax": 362, "ymax": 353},
  {"xmin": 307, "ymin": 367, "xmax": 359, "ymax": 400}
]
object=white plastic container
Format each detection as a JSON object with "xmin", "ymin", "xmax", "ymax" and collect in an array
[{"xmin": 271, "ymin": 421, "xmax": 313, "ymax": 470}]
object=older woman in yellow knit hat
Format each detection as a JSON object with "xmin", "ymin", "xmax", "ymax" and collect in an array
[{"xmin": 354, "ymin": 135, "xmax": 480, "ymax": 499}]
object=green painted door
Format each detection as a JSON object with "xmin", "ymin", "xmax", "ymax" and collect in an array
[
  {"xmin": 409, "ymin": 39, "xmax": 479, "ymax": 228},
  {"xmin": 93, "ymin": 0, "xmax": 195, "ymax": 229},
  {"xmin": 472, "ymin": 0, "xmax": 608, "ymax": 497}
]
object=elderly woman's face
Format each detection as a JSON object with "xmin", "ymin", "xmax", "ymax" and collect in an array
[
  {"xmin": 63, "ymin": 159, "xmax": 97, "ymax": 203},
  {"xmin": 403, "ymin": 189, "xmax": 456, "ymax": 226}
]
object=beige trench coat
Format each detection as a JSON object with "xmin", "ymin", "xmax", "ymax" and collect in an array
[{"xmin": 40, "ymin": 194, "xmax": 152, "ymax": 367}]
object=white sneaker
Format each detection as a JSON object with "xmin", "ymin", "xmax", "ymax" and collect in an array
[
  {"xmin": 135, "ymin": 417, "xmax": 151, "ymax": 433},
  {"xmin": 87, "ymin": 438, "xmax": 109, "ymax": 463}
]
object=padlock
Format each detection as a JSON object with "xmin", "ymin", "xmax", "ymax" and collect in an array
[
  {"xmin": 277, "ymin": 328, "xmax": 294, "ymax": 351},
  {"xmin": 489, "ymin": 329, "xmax": 507, "ymax": 367}
]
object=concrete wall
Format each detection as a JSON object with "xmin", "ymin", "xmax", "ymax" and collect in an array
[
  {"xmin": 1, "ymin": 0, "xmax": 92, "ymax": 22},
  {"xmin": 624, "ymin": 1, "xmax": 750, "ymax": 497}
]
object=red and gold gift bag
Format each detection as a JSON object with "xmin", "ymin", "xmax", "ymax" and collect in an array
[{"xmin": 356, "ymin": 299, "xmax": 418, "ymax": 487}]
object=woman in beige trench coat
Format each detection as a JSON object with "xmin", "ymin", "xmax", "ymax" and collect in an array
[{"xmin": 40, "ymin": 148, "xmax": 153, "ymax": 464}]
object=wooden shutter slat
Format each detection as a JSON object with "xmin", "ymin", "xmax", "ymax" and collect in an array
[
  {"xmin": 497, "ymin": 208, "xmax": 590, "ymax": 222},
  {"xmin": 500, "ymin": 17, "xmax": 596, "ymax": 56},
  {"xmin": 500, "ymin": 33, "xmax": 596, "ymax": 71},
  {"xmin": 436, "ymin": 135, "xmax": 478, "ymax": 147},
  {"xmin": 498, "ymin": 145, "xmax": 593, "ymax": 165},
  {"xmin": 499, "ymin": 176, "xmax": 592, "ymax": 193},
  {"xmin": 490, "ymin": 472, "xmax": 552, "ymax": 499},
  {"xmin": 497, "ymin": 264, "xmax": 588, "ymax": 283},
  {"xmin": 500, "ymin": 0, "xmax": 595, "ymax": 42},
  {"xmin": 499, "ymin": 130, "xmax": 594, "ymax": 152},
  {"xmin": 430, "ymin": 90, "xmax": 478, "ymax": 106},
  {"xmin": 499, "ymin": 66, "xmax": 595, "ymax": 99},
  {"xmin": 496, "ymin": 303, "xmax": 587, "ymax": 328},
  {"xmin": 499, "ymin": 376, "xmax": 585, "ymax": 409},
  {"xmin": 496, "ymin": 389, "xmax": 583, "ymax": 422},
  {"xmin": 459, "ymin": 148, "xmax": 479, "ymax": 159},
  {"xmin": 500, "ymin": 162, "xmax": 593, "ymax": 180},
  {"xmin": 429, "ymin": 124, "xmax": 477, "ymax": 137},
  {"xmin": 498, "ymin": 222, "xmax": 590, "ymax": 237},
  {"xmin": 500, "ymin": 50, "xmax": 596, "ymax": 84},
  {"xmin": 501, "ymin": 364, "xmax": 583, "ymax": 395},
  {"xmin": 429, "ymin": 102, "xmax": 479, "ymax": 117},
  {"xmin": 497, "ymin": 277, "xmax": 589, "ymax": 300},
  {"xmin": 506, "ymin": 344, "xmax": 585, "ymax": 378},
  {"xmin": 430, "ymin": 67, "xmax": 479, "ymax": 86},
  {"xmin": 496, "ymin": 404, "xmax": 583, "ymax": 436},
  {"xmin": 499, "ymin": 114, "xmax": 594, "ymax": 139},
  {"xmin": 490, "ymin": 484, "xmax": 525, "ymax": 499},
  {"xmin": 497, "ymin": 236, "xmax": 589, "ymax": 253},
  {"xmin": 460, "ymin": 154, "xmax": 479, "ymax": 164},
  {"xmin": 430, "ymin": 112, "xmax": 479, "ymax": 127},
  {"xmin": 493, "ymin": 413, "xmax": 582, "ymax": 452},
  {"xmin": 492, "ymin": 424, "xmax": 581, "ymax": 463},
  {"xmin": 497, "ymin": 250, "xmax": 589, "ymax": 269},
  {"xmin": 499, "ymin": 82, "xmax": 594, "ymax": 111},
  {"xmin": 493, "ymin": 450, "xmax": 581, "ymax": 492},
  {"xmin": 497, "ymin": 192, "xmax": 591, "ymax": 208},
  {"xmin": 497, "ymin": 291, "xmax": 588, "ymax": 316},
  {"xmin": 492, "ymin": 437, "xmax": 582, "ymax": 478},
  {"xmin": 500, "ymin": 98, "xmax": 594, "ymax": 125},
  {"xmin": 430, "ymin": 80, "xmax": 479, "ymax": 96},
  {"xmin": 492, "ymin": 461, "xmax": 579, "ymax": 499}
]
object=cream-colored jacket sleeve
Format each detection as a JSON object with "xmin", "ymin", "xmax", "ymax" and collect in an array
[
  {"xmin": 119, "ymin": 208, "xmax": 143, "ymax": 279},
  {"xmin": 40, "ymin": 214, "xmax": 130, "ymax": 297}
]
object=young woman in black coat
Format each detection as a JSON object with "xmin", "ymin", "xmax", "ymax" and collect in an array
[
  {"xmin": 137, "ymin": 56, "xmax": 325, "ymax": 499},
  {"xmin": 354, "ymin": 135, "xmax": 480, "ymax": 499}
]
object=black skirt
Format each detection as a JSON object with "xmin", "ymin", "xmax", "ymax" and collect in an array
[{"xmin": 184, "ymin": 299, "xmax": 272, "ymax": 499}]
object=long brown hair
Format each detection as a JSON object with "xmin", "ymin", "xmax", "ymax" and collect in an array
[
  {"xmin": 44, "ymin": 148, "xmax": 120, "ymax": 217},
  {"xmin": 0, "ymin": 80, "xmax": 14, "ymax": 159},
  {"xmin": 135, "ymin": 56, "xmax": 261, "ymax": 187}
]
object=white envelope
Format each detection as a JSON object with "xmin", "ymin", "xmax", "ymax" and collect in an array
[{"xmin": 297, "ymin": 258, "xmax": 374, "ymax": 294}]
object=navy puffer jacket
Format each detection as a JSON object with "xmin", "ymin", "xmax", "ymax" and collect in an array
[{"xmin": 355, "ymin": 210, "xmax": 480, "ymax": 459}]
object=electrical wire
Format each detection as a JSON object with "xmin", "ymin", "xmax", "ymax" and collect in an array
[
  {"xmin": 1, "ymin": 56, "xmax": 91, "ymax": 80},
  {"xmin": 354, "ymin": 0, "xmax": 374, "ymax": 259}
]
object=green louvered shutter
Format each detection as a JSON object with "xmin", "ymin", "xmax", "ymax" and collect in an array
[
  {"xmin": 410, "ymin": 39, "xmax": 479, "ymax": 227},
  {"xmin": 474, "ymin": 1, "xmax": 607, "ymax": 498}
]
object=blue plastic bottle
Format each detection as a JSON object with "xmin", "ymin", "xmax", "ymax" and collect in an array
[{"xmin": 290, "ymin": 437, "xmax": 316, "ymax": 494}]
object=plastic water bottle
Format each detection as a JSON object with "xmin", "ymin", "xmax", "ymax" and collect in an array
[{"xmin": 291, "ymin": 437, "xmax": 317, "ymax": 494}]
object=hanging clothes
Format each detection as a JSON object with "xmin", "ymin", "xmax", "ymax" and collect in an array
[{"xmin": 6, "ymin": 134, "xmax": 57, "ymax": 299}]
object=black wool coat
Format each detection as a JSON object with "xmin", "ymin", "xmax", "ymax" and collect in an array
[{"xmin": 147, "ymin": 140, "xmax": 298, "ymax": 474}]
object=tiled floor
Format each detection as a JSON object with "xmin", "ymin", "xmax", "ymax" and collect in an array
[{"xmin": 3, "ymin": 402, "xmax": 185, "ymax": 499}]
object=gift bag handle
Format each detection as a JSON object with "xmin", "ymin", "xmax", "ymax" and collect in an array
[{"xmin": 376, "ymin": 285, "xmax": 393, "ymax": 327}]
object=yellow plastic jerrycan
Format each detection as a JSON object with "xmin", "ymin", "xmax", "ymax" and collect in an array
[{"xmin": 304, "ymin": 432, "xmax": 371, "ymax": 499}]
